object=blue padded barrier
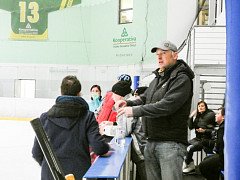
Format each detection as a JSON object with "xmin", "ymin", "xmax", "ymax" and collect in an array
[
  {"xmin": 83, "ymin": 137, "xmax": 132, "ymax": 179},
  {"xmin": 225, "ymin": 0, "xmax": 240, "ymax": 179}
]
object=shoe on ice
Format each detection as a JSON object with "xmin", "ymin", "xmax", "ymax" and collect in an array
[
  {"xmin": 183, "ymin": 161, "xmax": 195, "ymax": 173},
  {"xmin": 182, "ymin": 161, "xmax": 187, "ymax": 170}
]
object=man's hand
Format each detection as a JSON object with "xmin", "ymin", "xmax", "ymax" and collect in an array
[
  {"xmin": 196, "ymin": 128, "xmax": 206, "ymax": 133},
  {"xmin": 117, "ymin": 107, "xmax": 133, "ymax": 117},
  {"xmin": 189, "ymin": 109, "xmax": 197, "ymax": 118},
  {"xmin": 114, "ymin": 100, "xmax": 127, "ymax": 110}
]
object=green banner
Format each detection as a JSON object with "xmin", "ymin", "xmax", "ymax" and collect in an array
[{"xmin": 0, "ymin": 0, "xmax": 81, "ymax": 40}]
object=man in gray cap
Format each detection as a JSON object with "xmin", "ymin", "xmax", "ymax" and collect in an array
[
  {"xmin": 151, "ymin": 40, "xmax": 178, "ymax": 53},
  {"xmin": 116, "ymin": 40, "xmax": 194, "ymax": 180}
]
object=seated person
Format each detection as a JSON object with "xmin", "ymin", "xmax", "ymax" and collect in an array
[
  {"xmin": 183, "ymin": 101, "xmax": 216, "ymax": 173},
  {"xmin": 199, "ymin": 107, "xmax": 225, "ymax": 180},
  {"xmin": 98, "ymin": 81, "xmax": 132, "ymax": 180},
  {"xmin": 96, "ymin": 74, "xmax": 132, "ymax": 124},
  {"xmin": 99, "ymin": 81, "xmax": 133, "ymax": 137},
  {"xmin": 101, "ymin": 85, "xmax": 149, "ymax": 180}
]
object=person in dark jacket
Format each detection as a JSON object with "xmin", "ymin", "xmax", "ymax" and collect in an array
[
  {"xmin": 32, "ymin": 75, "xmax": 109, "ymax": 180},
  {"xmin": 199, "ymin": 107, "xmax": 225, "ymax": 180},
  {"xmin": 130, "ymin": 86, "xmax": 148, "ymax": 180},
  {"xmin": 183, "ymin": 101, "xmax": 216, "ymax": 173},
  {"xmin": 116, "ymin": 40, "xmax": 195, "ymax": 180}
]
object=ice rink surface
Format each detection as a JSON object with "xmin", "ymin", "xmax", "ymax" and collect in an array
[
  {"xmin": 0, "ymin": 119, "xmax": 205, "ymax": 180},
  {"xmin": 0, "ymin": 120, "xmax": 41, "ymax": 180}
]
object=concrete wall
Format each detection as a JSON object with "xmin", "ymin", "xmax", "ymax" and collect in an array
[{"xmin": 0, "ymin": 63, "xmax": 144, "ymax": 99}]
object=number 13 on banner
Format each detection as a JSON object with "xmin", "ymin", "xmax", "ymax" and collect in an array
[
  {"xmin": 0, "ymin": 0, "xmax": 81, "ymax": 40},
  {"xmin": 19, "ymin": 1, "xmax": 39, "ymax": 24}
]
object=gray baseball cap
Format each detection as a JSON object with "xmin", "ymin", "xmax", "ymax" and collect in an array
[{"xmin": 151, "ymin": 40, "xmax": 178, "ymax": 53}]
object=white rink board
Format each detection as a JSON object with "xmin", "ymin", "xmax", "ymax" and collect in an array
[{"xmin": 0, "ymin": 120, "xmax": 41, "ymax": 180}]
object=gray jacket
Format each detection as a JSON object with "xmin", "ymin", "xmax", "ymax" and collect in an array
[{"xmin": 127, "ymin": 60, "xmax": 194, "ymax": 145}]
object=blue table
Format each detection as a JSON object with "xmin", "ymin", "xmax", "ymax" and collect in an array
[{"xmin": 83, "ymin": 137, "xmax": 132, "ymax": 179}]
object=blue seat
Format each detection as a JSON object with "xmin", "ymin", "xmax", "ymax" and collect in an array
[{"xmin": 206, "ymin": 153, "xmax": 214, "ymax": 156}]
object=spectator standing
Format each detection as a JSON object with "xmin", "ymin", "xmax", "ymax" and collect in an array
[
  {"xmin": 116, "ymin": 40, "xmax": 194, "ymax": 180},
  {"xmin": 32, "ymin": 75, "xmax": 109, "ymax": 180}
]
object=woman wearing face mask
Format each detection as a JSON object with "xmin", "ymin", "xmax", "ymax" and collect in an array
[{"xmin": 88, "ymin": 85, "xmax": 102, "ymax": 114}]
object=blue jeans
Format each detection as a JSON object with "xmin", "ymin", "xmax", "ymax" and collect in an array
[{"xmin": 144, "ymin": 141, "xmax": 187, "ymax": 180}]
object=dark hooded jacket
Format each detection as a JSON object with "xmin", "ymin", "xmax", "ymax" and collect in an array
[
  {"xmin": 188, "ymin": 109, "xmax": 216, "ymax": 139},
  {"xmin": 127, "ymin": 60, "xmax": 194, "ymax": 145},
  {"xmin": 215, "ymin": 121, "xmax": 224, "ymax": 170},
  {"xmin": 32, "ymin": 96, "xmax": 109, "ymax": 180}
]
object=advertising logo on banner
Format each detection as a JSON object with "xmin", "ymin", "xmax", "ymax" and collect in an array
[
  {"xmin": 113, "ymin": 27, "xmax": 137, "ymax": 48},
  {"xmin": 0, "ymin": 0, "xmax": 81, "ymax": 40}
]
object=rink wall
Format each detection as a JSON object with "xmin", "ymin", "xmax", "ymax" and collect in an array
[{"xmin": 0, "ymin": 97, "xmax": 55, "ymax": 120}]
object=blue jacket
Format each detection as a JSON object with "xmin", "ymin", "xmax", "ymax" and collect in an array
[{"xmin": 32, "ymin": 96, "xmax": 109, "ymax": 180}]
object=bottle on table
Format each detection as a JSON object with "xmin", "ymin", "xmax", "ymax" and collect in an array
[{"xmin": 114, "ymin": 114, "xmax": 127, "ymax": 147}]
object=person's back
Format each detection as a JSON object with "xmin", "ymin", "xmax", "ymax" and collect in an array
[
  {"xmin": 32, "ymin": 75, "xmax": 109, "ymax": 180},
  {"xmin": 99, "ymin": 81, "xmax": 133, "ymax": 138},
  {"xmin": 96, "ymin": 91, "xmax": 116, "ymax": 123}
]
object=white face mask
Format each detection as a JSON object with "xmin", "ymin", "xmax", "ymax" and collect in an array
[{"xmin": 91, "ymin": 92, "xmax": 100, "ymax": 100}]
